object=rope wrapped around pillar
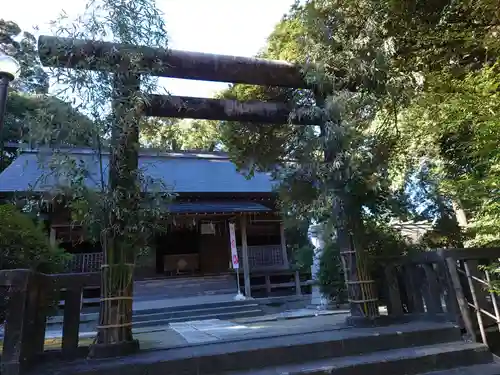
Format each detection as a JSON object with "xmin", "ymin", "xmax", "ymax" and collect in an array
[{"xmin": 334, "ymin": 194, "xmax": 379, "ymax": 324}]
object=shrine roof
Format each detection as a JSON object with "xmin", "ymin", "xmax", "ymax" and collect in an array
[{"xmin": 0, "ymin": 148, "xmax": 276, "ymax": 194}]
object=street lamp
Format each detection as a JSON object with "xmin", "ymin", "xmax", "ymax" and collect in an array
[
  {"xmin": 0, "ymin": 54, "xmax": 20, "ymax": 132},
  {"xmin": 0, "ymin": 54, "xmax": 20, "ymax": 170}
]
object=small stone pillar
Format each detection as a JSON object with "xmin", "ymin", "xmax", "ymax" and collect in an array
[{"xmin": 308, "ymin": 223, "xmax": 329, "ymax": 308}]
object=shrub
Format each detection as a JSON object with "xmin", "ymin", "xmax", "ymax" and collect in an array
[
  {"xmin": 0, "ymin": 204, "xmax": 70, "ymax": 324},
  {"xmin": 286, "ymin": 219, "xmax": 314, "ymax": 272},
  {"xmin": 318, "ymin": 234, "xmax": 347, "ymax": 304},
  {"xmin": 0, "ymin": 204, "xmax": 69, "ymax": 273},
  {"xmin": 317, "ymin": 218, "xmax": 416, "ymax": 305}
]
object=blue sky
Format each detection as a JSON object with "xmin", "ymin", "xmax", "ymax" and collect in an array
[{"xmin": 4, "ymin": 0, "xmax": 295, "ymax": 98}]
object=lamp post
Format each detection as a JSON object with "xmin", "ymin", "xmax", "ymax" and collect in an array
[
  {"xmin": 0, "ymin": 54, "xmax": 20, "ymax": 129},
  {"xmin": 0, "ymin": 54, "xmax": 20, "ymax": 170}
]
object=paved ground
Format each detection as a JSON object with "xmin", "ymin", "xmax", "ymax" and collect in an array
[
  {"xmin": 35, "ymin": 309, "xmax": 350, "ymax": 351},
  {"xmin": 134, "ymin": 313, "xmax": 350, "ymax": 350}
]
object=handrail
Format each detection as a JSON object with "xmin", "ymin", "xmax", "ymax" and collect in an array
[
  {"xmin": 0, "ymin": 270, "xmax": 101, "ymax": 375},
  {"xmin": 1, "ymin": 247, "xmax": 500, "ymax": 373},
  {"xmin": 441, "ymin": 247, "xmax": 500, "ymax": 261},
  {"xmin": 378, "ymin": 246, "xmax": 500, "ymax": 348},
  {"xmin": 379, "ymin": 247, "xmax": 500, "ymax": 264}
]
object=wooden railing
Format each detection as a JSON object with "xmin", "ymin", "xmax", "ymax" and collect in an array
[
  {"xmin": 379, "ymin": 247, "xmax": 500, "ymax": 346},
  {"xmin": 65, "ymin": 252, "xmax": 103, "ymax": 273},
  {"xmin": 0, "ymin": 270, "xmax": 100, "ymax": 375},
  {"xmin": 236, "ymin": 244, "xmax": 286, "ymax": 270},
  {"xmin": 247, "ymin": 270, "xmax": 312, "ymax": 296},
  {"xmin": 2, "ymin": 247, "xmax": 500, "ymax": 373},
  {"xmin": 378, "ymin": 251, "xmax": 458, "ymax": 321}
]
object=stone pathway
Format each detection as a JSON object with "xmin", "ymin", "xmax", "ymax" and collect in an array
[
  {"xmin": 1, "ymin": 313, "xmax": 351, "ymax": 353},
  {"xmin": 169, "ymin": 319, "xmax": 256, "ymax": 344},
  {"xmin": 167, "ymin": 308, "xmax": 350, "ymax": 345},
  {"xmin": 167, "ymin": 313, "xmax": 349, "ymax": 346}
]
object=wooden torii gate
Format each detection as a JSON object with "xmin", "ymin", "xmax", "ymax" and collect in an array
[{"xmin": 38, "ymin": 35, "xmax": 378, "ymax": 354}]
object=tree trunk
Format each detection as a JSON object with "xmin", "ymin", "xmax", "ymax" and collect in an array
[
  {"xmin": 89, "ymin": 72, "xmax": 141, "ymax": 357},
  {"xmin": 317, "ymin": 90, "xmax": 379, "ymax": 322},
  {"xmin": 334, "ymin": 192, "xmax": 379, "ymax": 320}
]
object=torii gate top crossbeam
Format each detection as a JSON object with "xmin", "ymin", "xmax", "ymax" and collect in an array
[{"xmin": 38, "ymin": 36, "xmax": 307, "ymax": 88}]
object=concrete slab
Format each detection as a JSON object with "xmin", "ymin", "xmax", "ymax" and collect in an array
[
  {"xmin": 169, "ymin": 319, "xmax": 248, "ymax": 343},
  {"xmin": 166, "ymin": 314, "xmax": 352, "ymax": 345},
  {"xmin": 134, "ymin": 327, "xmax": 188, "ymax": 349}
]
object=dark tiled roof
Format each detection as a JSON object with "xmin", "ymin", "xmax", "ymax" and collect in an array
[
  {"xmin": 168, "ymin": 201, "xmax": 271, "ymax": 214},
  {"xmin": 0, "ymin": 148, "xmax": 276, "ymax": 194}
]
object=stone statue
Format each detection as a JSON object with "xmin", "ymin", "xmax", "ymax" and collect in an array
[{"xmin": 308, "ymin": 223, "xmax": 329, "ymax": 308}]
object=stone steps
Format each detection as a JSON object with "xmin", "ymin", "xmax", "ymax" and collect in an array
[
  {"xmin": 35, "ymin": 321, "xmax": 494, "ymax": 375},
  {"xmin": 47, "ymin": 299, "xmax": 265, "ymax": 329},
  {"xmin": 420, "ymin": 363, "xmax": 500, "ymax": 375},
  {"xmin": 226, "ymin": 342, "xmax": 494, "ymax": 374},
  {"xmin": 132, "ymin": 301, "xmax": 264, "ymax": 328}
]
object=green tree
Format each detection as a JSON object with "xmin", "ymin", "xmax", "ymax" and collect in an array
[
  {"xmin": 377, "ymin": 0, "xmax": 500, "ymax": 247},
  {"xmin": 140, "ymin": 118, "xmax": 223, "ymax": 151},
  {"xmin": 0, "ymin": 204, "xmax": 69, "ymax": 324},
  {"xmin": 0, "ymin": 19, "xmax": 49, "ymax": 94},
  {"xmin": 36, "ymin": 0, "xmax": 171, "ymax": 354},
  {"xmin": 0, "ymin": 204, "xmax": 69, "ymax": 272},
  {"xmin": 1, "ymin": 19, "xmax": 94, "ymax": 156},
  {"xmin": 223, "ymin": 0, "xmax": 500, "ymax": 253},
  {"xmin": 220, "ymin": 0, "xmax": 500, "ymax": 317}
]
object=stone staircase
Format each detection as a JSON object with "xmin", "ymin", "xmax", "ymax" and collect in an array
[
  {"xmin": 47, "ymin": 275, "xmax": 264, "ymax": 332},
  {"xmin": 38, "ymin": 321, "xmax": 500, "ymax": 375},
  {"xmin": 49, "ymin": 296, "xmax": 264, "ymax": 331},
  {"xmin": 132, "ymin": 299, "xmax": 264, "ymax": 328}
]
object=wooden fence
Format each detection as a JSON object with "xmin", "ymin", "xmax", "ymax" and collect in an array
[
  {"xmin": 0, "ymin": 270, "xmax": 100, "ymax": 375},
  {"xmin": 378, "ymin": 247, "xmax": 500, "ymax": 346},
  {"xmin": 65, "ymin": 253, "xmax": 103, "ymax": 273},
  {"xmin": 236, "ymin": 245, "xmax": 286, "ymax": 270},
  {"xmin": 2, "ymin": 247, "xmax": 500, "ymax": 374}
]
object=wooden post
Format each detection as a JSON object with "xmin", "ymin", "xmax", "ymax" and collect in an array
[
  {"xmin": 145, "ymin": 95, "xmax": 322, "ymax": 125},
  {"xmin": 435, "ymin": 249, "xmax": 464, "ymax": 326},
  {"xmin": 62, "ymin": 289, "xmax": 83, "ymax": 357},
  {"xmin": 265, "ymin": 275, "xmax": 272, "ymax": 296},
  {"xmin": 446, "ymin": 257, "xmax": 476, "ymax": 341},
  {"xmin": 49, "ymin": 227, "xmax": 56, "ymax": 246},
  {"xmin": 89, "ymin": 72, "xmax": 141, "ymax": 357},
  {"xmin": 463, "ymin": 260, "xmax": 487, "ymax": 344},
  {"xmin": 421, "ymin": 263, "xmax": 443, "ymax": 314},
  {"xmin": 404, "ymin": 264, "xmax": 425, "ymax": 313},
  {"xmin": 294, "ymin": 270, "xmax": 302, "ymax": 296},
  {"xmin": 383, "ymin": 264, "xmax": 404, "ymax": 318},
  {"xmin": 280, "ymin": 221, "xmax": 289, "ymax": 268},
  {"xmin": 1, "ymin": 270, "xmax": 35, "ymax": 375},
  {"xmin": 240, "ymin": 216, "xmax": 251, "ymax": 297}
]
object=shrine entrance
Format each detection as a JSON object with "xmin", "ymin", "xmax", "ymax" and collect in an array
[{"xmin": 37, "ymin": 34, "xmax": 378, "ymax": 336}]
